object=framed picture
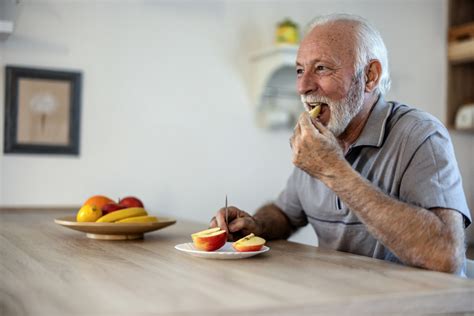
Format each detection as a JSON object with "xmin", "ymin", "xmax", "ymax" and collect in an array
[{"xmin": 4, "ymin": 66, "xmax": 82, "ymax": 155}]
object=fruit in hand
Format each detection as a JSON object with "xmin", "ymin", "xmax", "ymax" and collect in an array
[
  {"xmin": 119, "ymin": 196, "xmax": 144, "ymax": 208},
  {"xmin": 83, "ymin": 195, "xmax": 115, "ymax": 210},
  {"xmin": 96, "ymin": 207, "xmax": 147, "ymax": 223},
  {"xmin": 191, "ymin": 227, "xmax": 227, "ymax": 251},
  {"xmin": 116, "ymin": 216, "xmax": 158, "ymax": 223},
  {"xmin": 102, "ymin": 203, "xmax": 126, "ymax": 215},
  {"xmin": 77, "ymin": 205, "xmax": 102, "ymax": 222},
  {"xmin": 309, "ymin": 105, "xmax": 321, "ymax": 119},
  {"xmin": 232, "ymin": 233, "xmax": 266, "ymax": 252}
]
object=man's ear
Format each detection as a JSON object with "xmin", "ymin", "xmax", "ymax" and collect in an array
[{"xmin": 364, "ymin": 60, "xmax": 382, "ymax": 93}]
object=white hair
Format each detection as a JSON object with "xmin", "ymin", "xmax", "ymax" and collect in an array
[{"xmin": 306, "ymin": 14, "xmax": 391, "ymax": 96}]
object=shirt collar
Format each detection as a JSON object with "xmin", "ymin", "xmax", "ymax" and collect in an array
[{"xmin": 350, "ymin": 95, "xmax": 393, "ymax": 149}]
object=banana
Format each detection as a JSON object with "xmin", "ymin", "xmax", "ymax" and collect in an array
[
  {"xmin": 116, "ymin": 216, "xmax": 158, "ymax": 223},
  {"xmin": 96, "ymin": 207, "xmax": 147, "ymax": 223},
  {"xmin": 309, "ymin": 105, "xmax": 321, "ymax": 119}
]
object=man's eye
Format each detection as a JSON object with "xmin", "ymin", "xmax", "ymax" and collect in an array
[
  {"xmin": 296, "ymin": 69, "xmax": 304, "ymax": 76},
  {"xmin": 315, "ymin": 65, "xmax": 328, "ymax": 71}
]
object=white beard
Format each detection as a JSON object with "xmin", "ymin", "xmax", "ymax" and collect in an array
[{"xmin": 301, "ymin": 72, "xmax": 365, "ymax": 136}]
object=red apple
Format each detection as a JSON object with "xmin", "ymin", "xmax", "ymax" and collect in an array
[
  {"xmin": 191, "ymin": 227, "xmax": 227, "ymax": 251},
  {"xmin": 118, "ymin": 196, "xmax": 144, "ymax": 208},
  {"xmin": 101, "ymin": 203, "xmax": 126, "ymax": 215}
]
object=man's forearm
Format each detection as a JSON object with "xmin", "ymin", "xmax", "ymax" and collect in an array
[
  {"xmin": 253, "ymin": 204, "xmax": 294, "ymax": 240},
  {"xmin": 324, "ymin": 160, "xmax": 464, "ymax": 273}
]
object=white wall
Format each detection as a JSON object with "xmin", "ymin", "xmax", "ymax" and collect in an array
[{"xmin": 1, "ymin": 0, "xmax": 472, "ymax": 245}]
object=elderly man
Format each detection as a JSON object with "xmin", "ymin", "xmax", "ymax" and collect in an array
[{"xmin": 211, "ymin": 14, "xmax": 471, "ymax": 275}]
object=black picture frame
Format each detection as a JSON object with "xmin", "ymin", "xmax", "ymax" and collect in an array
[{"xmin": 4, "ymin": 66, "xmax": 82, "ymax": 155}]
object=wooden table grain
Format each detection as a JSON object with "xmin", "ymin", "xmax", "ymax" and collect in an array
[{"xmin": 1, "ymin": 209, "xmax": 473, "ymax": 315}]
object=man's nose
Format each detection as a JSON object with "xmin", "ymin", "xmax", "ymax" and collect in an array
[{"xmin": 297, "ymin": 71, "xmax": 318, "ymax": 96}]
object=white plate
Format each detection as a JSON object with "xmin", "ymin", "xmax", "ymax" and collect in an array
[{"xmin": 174, "ymin": 242, "xmax": 270, "ymax": 259}]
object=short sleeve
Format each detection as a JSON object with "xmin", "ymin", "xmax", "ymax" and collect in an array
[
  {"xmin": 274, "ymin": 167, "xmax": 308, "ymax": 228},
  {"xmin": 399, "ymin": 122, "xmax": 471, "ymax": 227}
]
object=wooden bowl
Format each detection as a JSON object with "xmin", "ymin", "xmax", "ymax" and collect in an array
[{"xmin": 54, "ymin": 216, "xmax": 176, "ymax": 240}]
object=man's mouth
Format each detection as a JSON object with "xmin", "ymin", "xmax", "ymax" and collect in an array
[{"xmin": 306, "ymin": 102, "xmax": 328, "ymax": 119}]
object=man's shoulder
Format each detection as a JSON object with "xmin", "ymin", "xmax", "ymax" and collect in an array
[{"xmin": 386, "ymin": 101, "xmax": 448, "ymax": 141}]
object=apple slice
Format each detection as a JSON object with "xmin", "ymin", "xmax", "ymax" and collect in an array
[
  {"xmin": 191, "ymin": 227, "xmax": 227, "ymax": 251},
  {"xmin": 232, "ymin": 233, "xmax": 266, "ymax": 252}
]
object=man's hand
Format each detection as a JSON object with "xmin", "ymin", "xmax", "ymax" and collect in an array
[
  {"xmin": 210, "ymin": 206, "xmax": 263, "ymax": 241},
  {"xmin": 290, "ymin": 112, "xmax": 345, "ymax": 182}
]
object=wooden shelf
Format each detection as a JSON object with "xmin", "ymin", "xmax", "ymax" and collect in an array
[
  {"xmin": 448, "ymin": 38, "xmax": 474, "ymax": 63},
  {"xmin": 447, "ymin": 0, "xmax": 474, "ymax": 132},
  {"xmin": 449, "ymin": 21, "xmax": 474, "ymax": 41},
  {"xmin": 448, "ymin": 127, "xmax": 474, "ymax": 133}
]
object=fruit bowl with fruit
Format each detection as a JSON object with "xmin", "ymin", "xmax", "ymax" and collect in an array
[{"xmin": 55, "ymin": 195, "xmax": 176, "ymax": 240}]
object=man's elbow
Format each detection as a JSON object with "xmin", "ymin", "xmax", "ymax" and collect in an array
[
  {"xmin": 426, "ymin": 208, "xmax": 466, "ymax": 274},
  {"xmin": 428, "ymin": 247, "xmax": 464, "ymax": 274}
]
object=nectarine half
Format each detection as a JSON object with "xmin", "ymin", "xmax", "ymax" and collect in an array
[
  {"xmin": 232, "ymin": 233, "xmax": 266, "ymax": 252},
  {"xmin": 191, "ymin": 227, "xmax": 227, "ymax": 251}
]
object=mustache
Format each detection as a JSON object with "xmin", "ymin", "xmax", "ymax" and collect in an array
[
  {"xmin": 300, "ymin": 94, "xmax": 334, "ymax": 111},
  {"xmin": 300, "ymin": 94, "xmax": 334, "ymax": 105}
]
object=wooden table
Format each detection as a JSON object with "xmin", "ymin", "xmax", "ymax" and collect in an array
[{"xmin": 1, "ymin": 209, "xmax": 473, "ymax": 315}]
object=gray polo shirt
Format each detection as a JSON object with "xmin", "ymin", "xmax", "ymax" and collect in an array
[{"xmin": 275, "ymin": 97, "xmax": 472, "ymax": 271}]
